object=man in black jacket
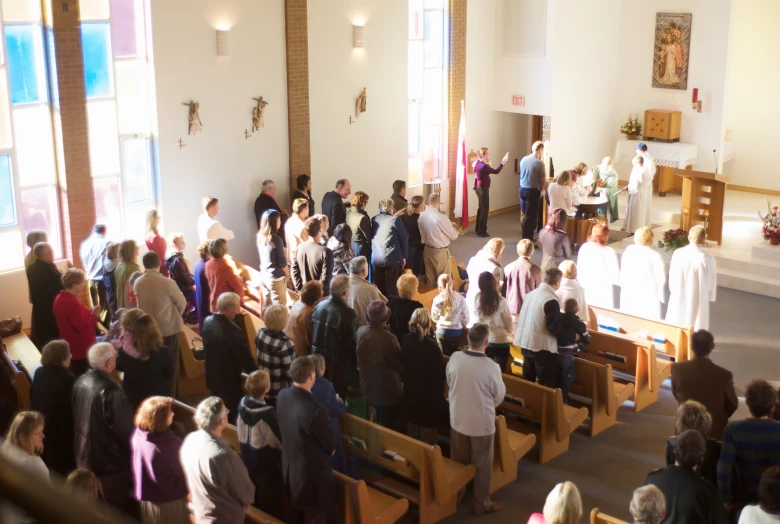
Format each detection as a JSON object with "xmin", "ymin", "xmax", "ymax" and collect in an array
[
  {"xmin": 320, "ymin": 178, "xmax": 351, "ymax": 236},
  {"xmin": 72, "ymin": 342, "xmax": 134, "ymax": 512},
  {"xmin": 277, "ymin": 356, "xmax": 335, "ymax": 524},
  {"xmin": 644, "ymin": 429, "xmax": 729, "ymax": 524},
  {"xmin": 202, "ymin": 291, "xmax": 258, "ymax": 423},
  {"xmin": 311, "ymin": 274, "xmax": 359, "ymax": 397},
  {"xmin": 26, "ymin": 242, "xmax": 63, "ymax": 349},
  {"xmin": 254, "ymin": 179, "xmax": 288, "ymax": 237}
]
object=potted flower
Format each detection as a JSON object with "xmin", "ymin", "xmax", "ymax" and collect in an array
[
  {"xmin": 759, "ymin": 201, "xmax": 780, "ymax": 246},
  {"xmin": 657, "ymin": 228, "xmax": 690, "ymax": 251},
  {"xmin": 619, "ymin": 115, "xmax": 642, "ymax": 140}
]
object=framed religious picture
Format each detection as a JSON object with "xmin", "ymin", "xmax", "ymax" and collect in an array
[{"xmin": 652, "ymin": 13, "xmax": 692, "ymax": 90}]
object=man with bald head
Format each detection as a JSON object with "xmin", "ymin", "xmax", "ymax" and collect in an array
[{"xmin": 26, "ymin": 242, "xmax": 64, "ymax": 349}]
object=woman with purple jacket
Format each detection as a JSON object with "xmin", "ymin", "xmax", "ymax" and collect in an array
[
  {"xmin": 131, "ymin": 396, "xmax": 189, "ymax": 523},
  {"xmin": 193, "ymin": 241, "xmax": 211, "ymax": 333}
]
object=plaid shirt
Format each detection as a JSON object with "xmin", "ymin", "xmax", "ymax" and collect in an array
[
  {"xmin": 773, "ymin": 388, "xmax": 780, "ymax": 421},
  {"xmin": 256, "ymin": 328, "xmax": 295, "ymax": 395}
]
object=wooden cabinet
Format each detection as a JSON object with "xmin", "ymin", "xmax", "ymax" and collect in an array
[{"xmin": 643, "ymin": 109, "xmax": 681, "ymax": 142}]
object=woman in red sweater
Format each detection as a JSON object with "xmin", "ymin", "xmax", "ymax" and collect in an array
[
  {"xmin": 146, "ymin": 209, "xmax": 169, "ymax": 276},
  {"xmin": 53, "ymin": 269, "xmax": 100, "ymax": 376},
  {"xmin": 204, "ymin": 238, "xmax": 245, "ymax": 313}
]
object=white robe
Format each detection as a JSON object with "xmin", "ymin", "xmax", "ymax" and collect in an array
[
  {"xmin": 619, "ymin": 244, "xmax": 666, "ymax": 320},
  {"xmin": 576, "ymin": 241, "xmax": 620, "ymax": 308},
  {"xmin": 556, "ymin": 277, "xmax": 589, "ymax": 322},
  {"xmin": 624, "ymin": 165, "xmax": 653, "ymax": 233},
  {"xmin": 665, "ymin": 244, "xmax": 717, "ymax": 330},
  {"xmin": 640, "ymin": 152, "xmax": 656, "ymax": 226},
  {"xmin": 466, "ymin": 251, "xmax": 504, "ymax": 326}
]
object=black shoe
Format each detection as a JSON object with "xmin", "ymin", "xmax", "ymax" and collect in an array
[{"xmin": 477, "ymin": 232, "xmax": 491, "ymax": 238}]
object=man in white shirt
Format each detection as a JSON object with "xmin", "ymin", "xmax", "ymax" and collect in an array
[
  {"xmin": 197, "ymin": 196, "xmax": 235, "ymax": 242},
  {"xmin": 79, "ymin": 224, "xmax": 111, "ymax": 324},
  {"xmin": 418, "ymin": 193, "xmax": 459, "ymax": 286},
  {"xmin": 447, "ymin": 322, "xmax": 505, "ymax": 515},
  {"xmin": 285, "ymin": 198, "xmax": 310, "ymax": 264},
  {"xmin": 665, "ymin": 226, "xmax": 717, "ymax": 330}
]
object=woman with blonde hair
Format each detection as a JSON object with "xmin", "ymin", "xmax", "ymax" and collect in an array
[
  {"xmin": 114, "ymin": 309, "xmax": 173, "ymax": 408},
  {"xmin": 466, "ymin": 237, "xmax": 506, "ymax": 320},
  {"xmin": 115, "ymin": 239, "xmax": 141, "ymax": 309},
  {"xmin": 0, "ymin": 411, "xmax": 49, "ymax": 523},
  {"xmin": 65, "ymin": 468, "xmax": 100, "ymax": 503},
  {"xmin": 431, "ymin": 273, "xmax": 470, "ymax": 356},
  {"xmin": 576, "ymin": 224, "xmax": 619, "ymax": 308},
  {"xmin": 401, "ymin": 308, "xmax": 449, "ymax": 444},
  {"xmin": 665, "ymin": 400, "xmax": 720, "ymax": 485},
  {"xmin": 131, "ymin": 396, "xmax": 189, "ymax": 523},
  {"xmin": 205, "ymin": 238, "xmax": 245, "ymax": 313},
  {"xmin": 556, "ymin": 261, "xmax": 588, "ymax": 322},
  {"xmin": 619, "ymin": 226, "xmax": 665, "ymax": 319},
  {"xmin": 146, "ymin": 209, "xmax": 169, "ymax": 276},
  {"xmin": 405, "ymin": 195, "xmax": 425, "ymax": 277},
  {"xmin": 548, "ymin": 171, "xmax": 573, "ymax": 212},
  {"xmin": 165, "ymin": 233, "xmax": 197, "ymax": 324},
  {"xmin": 539, "ymin": 208, "xmax": 572, "ymax": 271},
  {"xmin": 473, "ymin": 147, "xmax": 509, "ymax": 237},
  {"xmin": 387, "ymin": 273, "xmax": 423, "ymax": 340},
  {"xmin": 528, "ymin": 481, "xmax": 583, "ymax": 524},
  {"xmin": 346, "ymin": 191, "xmax": 373, "ymax": 269},
  {"xmin": 52, "ymin": 268, "xmax": 100, "ymax": 376}
]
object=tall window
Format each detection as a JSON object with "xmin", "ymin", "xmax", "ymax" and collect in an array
[
  {"xmin": 408, "ymin": 0, "xmax": 447, "ymax": 187},
  {"xmin": 82, "ymin": 0, "xmax": 155, "ymax": 243},
  {"xmin": 0, "ymin": 0, "xmax": 62, "ymax": 271}
]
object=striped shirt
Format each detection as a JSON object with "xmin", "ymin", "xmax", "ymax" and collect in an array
[
  {"xmin": 255, "ymin": 328, "xmax": 295, "ymax": 396},
  {"xmin": 716, "ymin": 418, "xmax": 780, "ymax": 504}
]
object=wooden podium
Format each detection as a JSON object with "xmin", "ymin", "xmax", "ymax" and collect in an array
[{"xmin": 673, "ymin": 169, "xmax": 731, "ymax": 245}]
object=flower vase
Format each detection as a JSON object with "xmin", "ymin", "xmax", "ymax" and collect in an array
[
  {"xmin": 625, "ymin": 134, "xmax": 638, "ymax": 141},
  {"xmin": 770, "ymin": 236, "xmax": 780, "ymax": 246}
]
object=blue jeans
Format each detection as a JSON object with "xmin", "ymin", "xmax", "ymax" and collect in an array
[
  {"xmin": 556, "ymin": 354, "xmax": 575, "ymax": 405},
  {"xmin": 519, "ymin": 188, "xmax": 541, "ymax": 240}
]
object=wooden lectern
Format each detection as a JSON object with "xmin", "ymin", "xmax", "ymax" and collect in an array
[{"xmin": 672, "ymin": 169, "xmax": 731, "ymax": 245}]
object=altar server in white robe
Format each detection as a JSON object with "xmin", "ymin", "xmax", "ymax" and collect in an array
[
  {"xmin": 623, "ymin": 156, "xmax": 653, "ymax": 233},
  {"xmin": 619, "ymin": 227, "xmax": 665, "ymax": 320},
  {"xmin": 665, "ymin": 225, "xmax": 717, "ymax": 330},
  {"xmin": 576, "ymin": 224, "xmax": 620, "ymax": 308},
  {"xmin": 637, "ymin": 143, "xmax": 656, "ymax": 226}
]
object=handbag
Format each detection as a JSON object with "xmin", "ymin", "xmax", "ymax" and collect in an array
[
  {"xmin": 191, "ymin": 336, "xmax": 204, "ymax": 361},
  {"xmin": 0, "ymin": 317, "xmax": 22, "ymax": 338}
]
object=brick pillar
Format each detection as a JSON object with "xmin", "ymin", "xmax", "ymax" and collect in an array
[
  {"xmin": 447, "ymin": 0, "xmax": 467, "ymax": 219},
  {"xmin": 48, "ymin": 0, "xmax": 94, "ymax": 267},
  {"xmin": 284, "ymin": 0, "xmax": 312, "ymax": 199}
]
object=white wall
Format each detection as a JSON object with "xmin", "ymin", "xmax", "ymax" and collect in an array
[
  {"xmin": 550, "ymin": 0, "xmax": 621, "ymax": 171},
  {"xmin": 150, "ymin": 0, "xmax": 289, "ymax": 264},
  {"xmin": 466, "ymin": 0, "xmax": 533, "ymax": 214},
  {"xmin": 0, "ymin": 261, "xmax": 68, "ymax": 328},
  {"xmin": 307, "ymin": 0, "xmax": 410, "ymax": 214},
  {"xmin": 721, "ymin": 0, "xmax": 779, "ymax": 189},
  {"xmin": 612, "ymin": 0, "xmax": 731, "ymax": 176}
]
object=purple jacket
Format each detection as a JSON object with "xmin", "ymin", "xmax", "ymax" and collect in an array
[{"xmin": 131, "ymin": 427, "xmax": 188, "ymax": 503}]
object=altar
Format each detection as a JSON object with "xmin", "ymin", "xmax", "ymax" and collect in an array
[{"xmin": 614, "ymin": 139, "xmax": 699, "ymax": 196}]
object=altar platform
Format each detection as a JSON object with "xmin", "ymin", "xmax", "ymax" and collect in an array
[{"xmin": 609, "ymin": 188, "xmax": 780, "ymax": 299}]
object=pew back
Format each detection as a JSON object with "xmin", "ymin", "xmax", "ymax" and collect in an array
[
  {"xmin": 171, "ymin": 399, "xmax": 241, "ymax": 452},
  {"xmin": 177, "ymin": 326, "xmax": 208, "ymax": 397},
  {"xmin": 590, "ymin": 508, "xmax": 629, "ymax": 524},
  {"xmin": 333, "ymin": 470, "xmax": 410, "ymax": 524},
  {"xmin": 1, "ymin": 347, "xmax": 31, "ymax": 410}
]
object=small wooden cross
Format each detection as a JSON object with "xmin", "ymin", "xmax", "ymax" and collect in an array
[
  {"xmin": 348, "ymin": 115, "xmax": 354, "ymax": 125},
  {"xmin": 178, "ymin": 138, "xmax": 186, "ymax": 149},
  {"xmin": 244, "ymin": 129, "xmax": 252, "ymax": 140}
]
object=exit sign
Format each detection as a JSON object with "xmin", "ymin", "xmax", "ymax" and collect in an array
[{"xmin": 512, "ymin": 95, "xmax": 524, "ymax": 106}]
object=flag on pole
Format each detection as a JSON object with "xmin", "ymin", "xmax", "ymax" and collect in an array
[{"xmin": 454, "ymin": 100, "xmax": 469, "ymax": 228}]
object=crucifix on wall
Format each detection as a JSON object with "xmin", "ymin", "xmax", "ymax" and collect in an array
[{"xmin": 252, "ymin": 97, "xmax": 269, "ymax": 131}]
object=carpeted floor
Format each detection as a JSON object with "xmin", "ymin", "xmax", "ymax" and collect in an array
[{"xmin": 442, "ymin": 211, "xmax": 780, "ymax": 523}]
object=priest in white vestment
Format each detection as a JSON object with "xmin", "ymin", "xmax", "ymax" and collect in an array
[
  {"xmin": 619, "ymin": 226, "xmax": 665, "ymax": 320},
  {"xmin": 576, "ymin": 224, "xmax": 620, "ymax": 308},
  {"xmin": 623, "ymin": 156, "xmax": 653, "ymax": 233},
  {"xmin": 665, "ymin": 226, "xmax": 717, "ymax": 330},
  {"xmin": 637, "ymin": 143, "xmax": 656, "ymax": 226}
]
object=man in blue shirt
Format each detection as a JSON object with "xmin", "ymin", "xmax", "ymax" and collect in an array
[{"xmin": 519, "ymin": 141, "xmax": 547, "ymax": 240}]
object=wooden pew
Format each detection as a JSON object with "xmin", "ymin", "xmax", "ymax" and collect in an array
[
  {"xmin": 490, "ymin": 415, "xmax": 536, "ymax": 491},
  {"xmin": 497, "ymin": 371, "xmax": 588, "ymax": 463},
  {"xmin": 508, "ymin": 346, "xmax": 634, "ymax": 436},
  {"xmin": 449, "ymin": 256, "xmax": 467, "ymax": 294},
  {"xmin": 1, "ymin": 347, "xmax": 31, "ymax": 410},
  {"xmin": 4, "ymin": 332, "xmax": 42, "ymax": 380},
  {"xmin": 245, "ymin": 505, "xmax": 285, "ymax": 524},
  {"xmin": 340, "ymin": 412, "xmax": 476, "ymax": 524},
  {"xmin": 586, "ymin": 305, "xmax": 693, "ymax": 362},
  {"xmin": 233, "ymin": 257, "xmax": 300, "ymax": 321},
  {"xmin": 578, "ymin": 330, "xmax": 671, "ymax": 412},
  {"xmin": 177, "ymin": 325, "xmax": 208, "ymax": 398},
  {"xmin": 235, "ymin": 313, "xmax": 264, "ymax": 365},
  {"xmin": 334, "ymin": 470, "xmax": 410, "ymax": 524},
  {"xmin": 590, "ymin": 508, "xmax": 629, "ymax": 524},
  {"xmin": 171, "ymin": 399, "xmax": 241, "ymax": 452}
]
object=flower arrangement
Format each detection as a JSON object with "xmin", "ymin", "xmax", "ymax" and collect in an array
[
  {"xmin": 620, "ymin": 115, "xmax": 642, "ymax": 138},
  {"xmin": 759, "ymin": 200, "xmax": 780, "ymax": 245},
  {"xmin": 657, "ymin": 228, "xmax": 690, "ymax": 251}
]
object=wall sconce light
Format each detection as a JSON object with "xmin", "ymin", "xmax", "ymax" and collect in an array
[
  {"xmin": 353, "ymin": 25, "xmax": 366, "ymax": 48},
  {"xmin": 691, "ymin": 88, "xmax": 702, "ymax": 113},
  {"xmin": 216, "ymin": 30, "xmax": 231, "ymax": 56}
]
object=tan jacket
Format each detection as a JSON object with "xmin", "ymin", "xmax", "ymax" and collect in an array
[
  {"xmin": 133, "ymin": 269, "xmax": 186, "ymax": 337},
  {"xmin": 348, "ymin": 274, "xmax": 387, "ymax": 326},
  {"xmin": 285, "ymin": 300, "xmax": 314, "ymax": 357}
]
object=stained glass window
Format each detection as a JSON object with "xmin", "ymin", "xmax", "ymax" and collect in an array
[
  {"xmin": 424, "ymin": 10, "xmax": 443, "ymax": 68},
  {"xmin": 93, "ymin": 175, "xmax": 123, "ymax": 240},
  {"xmin": 13, "ymin": 106, "xmax": 56, "ymax": 186},
  {"xmin": 0, "ymin": 156, "xmax": 15, "ymax": 227},
  {"xmin": 115, "ymin": 59, "xmax": 150, "ymax": 133},
  {"xmin": 79, "ymin": 0, "xmax": 110, "ymax": 20},
  {"xmin": 409, "ymin": 0, "xmax": 423, "ymax": 40},
  {"xmin": 81, "ymin": 23, "xmax": 114, "ymax": 98},
  {"xmin": 87, "ymin": 100, "xmax": 120, "ymax": 175},
  {"xmin": 46, "ymin": 28, "xmax": 59, "ymax": 108},
  {"xmin": 5, "ymin": 24, "xmax": 47, "ymax": 105},
  {"xmin": 0, "ymin": 72, "xmax": 14, "ymax": 148},
  {"xmin": 122, "ymin": 137, "xmax": 151, "ymax": 203},
  {"xmin": 0, "ymin": 0, "xmax": 41, "ymax": 23},
  {"xmin": 110, "ymin": 0, "xmax": 144, "ymax": 58},
  {"xmin": 20, "ymin": 185, "xmax": 61, "ymax": 257},
  {"xmin": 408, "ymin": 41, "xmax": 423, "ymax": 100}
]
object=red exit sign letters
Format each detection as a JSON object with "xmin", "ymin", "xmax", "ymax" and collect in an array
[{"xmin": 512, "ymin": 95, "xmax": 524, "ymax": 106}]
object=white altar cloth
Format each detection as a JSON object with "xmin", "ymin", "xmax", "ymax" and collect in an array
[{"xmin": 614, "ymin": 140, "xmax": 699, "ymax": 169}]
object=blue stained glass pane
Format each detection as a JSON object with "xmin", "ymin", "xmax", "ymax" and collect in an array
[
  {"xmin": 81, "ymin": 23, "xmax": 114, "ymax": 98},
  {"xmin": 46, "ymin": 28, "xmax": 59, "ymax": 108},
  {"xmin": 0, "ymin": 156, "xmax": 15, "ymax": 227},
  {"xmin": 5, "ymin": 25, "xmax": 48, "ymax": 105}
]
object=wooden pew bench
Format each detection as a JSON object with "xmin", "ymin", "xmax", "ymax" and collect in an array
[
  {"xmin": 586, "ymin": 305, "xmax": 693, "ymax": 362},
  {"xmin": 491, "ymin": 415, "xmax": 536, "ymax": 491},
  {"xmin": 177, "ymin": 325, "xmax": 208, "ymax": 398},
  {"xmin": 171, "ymin": 399, "xmax": 241, "ymax": 452},
  {"xmin": 1, "ymin": 346, "xmax": 32, "ymax": 410},
  {"xmin": 508, "ymin": 346, "xmax": 634, "ymax": 436},
  {"xmin": 340, "ymin": 412, "xmax": 475, "ymax": 524},
  {"xmin": 578, "ymin": 330, "xmax": 671, "ymax": 412},
  {"xmin": 245, "ymin": 505, "xmax": 285, "ymax": 524},
  {"xmin": 498, "ymin": 371, "xmax": 588, "ymax": 463},
  {"xmin": 591, "ymin": 508, "xmax": 629, "ymax": 524},
  {"xmin": 449, "ymin": 256, "xmax": 468, "ymax": 294},
  {"xmin": 4, "ymin": 331, "xmax": 42, "ymax": 380}
]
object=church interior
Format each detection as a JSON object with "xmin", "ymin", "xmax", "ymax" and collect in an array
[{"xmin": 1, "ymin": 0, "xmax": 779, "ymax": 522}]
